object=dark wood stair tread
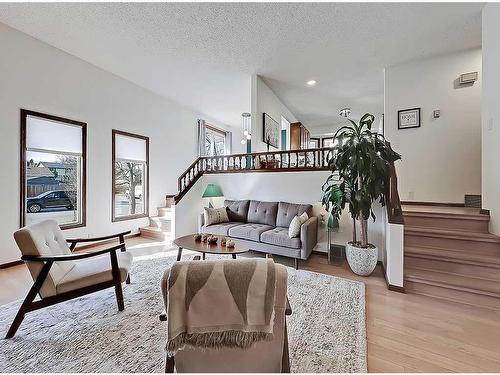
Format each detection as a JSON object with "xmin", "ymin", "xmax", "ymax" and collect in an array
[
  {"xmin": 404, "ymin": 267, "xmax": 500, "ymax": 296},
  {"xmin": 405, "ymin": 226, "xmax": 500, "ymax": 242},
  {"xmin": 403, "ymin": 210, "xmax": 489, "ymax": 221},
  {"xmin": 405, "ymin": 246, "xmax": 500, "ymax": 268}
]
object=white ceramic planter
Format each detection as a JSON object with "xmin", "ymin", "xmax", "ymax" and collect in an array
[{"xmin": 346, "ymin": 242, "xmax": 378, "ymax": 276}]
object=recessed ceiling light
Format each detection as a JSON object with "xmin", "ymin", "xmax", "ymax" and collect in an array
[{"xmin": 307, "ymin": 80, "xmax": 317, "ymax": 86}]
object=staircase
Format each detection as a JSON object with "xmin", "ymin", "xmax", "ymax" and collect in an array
[
  {"xmin": 139, "ymin": 206, "xmax": 173, "ymax": 241},
  {"xmin": 403, "ymin": 205, "xmax": 500, "ymax": 310}
]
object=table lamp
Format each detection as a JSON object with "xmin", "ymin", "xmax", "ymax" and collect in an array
[{"xmin": 202, "ymin": 183, "xmax": 223, "ymax": 208}]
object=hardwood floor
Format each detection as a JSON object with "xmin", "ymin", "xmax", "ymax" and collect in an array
[{"xmin": 1, "ymin": 236, "xmax": 500, "ymax": 372}]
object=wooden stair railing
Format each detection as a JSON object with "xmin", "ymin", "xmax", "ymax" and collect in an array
[
  {"xmin": 169, "ymin": 147, "xmax": 333, "ymax": 204},
  {"xmin": 386, "ymin": 164, "xmax": 404, "ymax": 225},
  {"xmin": 168, "ymin": 147, "xmax": 405, "ymax": 225}
]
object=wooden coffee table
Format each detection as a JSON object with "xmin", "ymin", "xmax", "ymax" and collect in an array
[{"xmin": 173, "ymin": 234, "xmax": 250, "ymax": 261}]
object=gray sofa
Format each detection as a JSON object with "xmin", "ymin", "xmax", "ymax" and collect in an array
[{"xmin": 199, "ymin": 200, "xmax": 318, "ymax": 269}]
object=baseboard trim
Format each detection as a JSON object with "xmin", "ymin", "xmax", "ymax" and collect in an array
[
  {"xmin": 311, "ymin": 250, "xmax": 327, "ymax": 256},
  {"xmin": 0, "ymin": 233, "xmax": 141, "ymax": 268},
  {"xmin": 378, "ymin": 261, "xmax": 405, "ymax": 293},
  {"xmin": 401, "ymin": 201, "xmax": 465, "ymax": 208}
]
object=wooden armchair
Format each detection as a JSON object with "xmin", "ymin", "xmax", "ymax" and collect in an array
[{"xmin": 5, "ymin": 219, "xmax": 132, "ymax": 339}]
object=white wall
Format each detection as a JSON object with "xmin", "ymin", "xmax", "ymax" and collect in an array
[
  {"xmin": 0, "ymin": 23, "xmax": 235, "ymax": 264},
  {"xmin": 251, "ymin": 75, "xmax": 298, "ymax": 152},
  {"xmin": 173, "ymin": 172, "xmax": 386, "ymax": 262},
  {"xmin": 482, "ymin": 4, "xmax": 500, "ymax": 235},
  {"xmin": 384, "ymin": 48, "xmax": 482, "ymax": 203}
]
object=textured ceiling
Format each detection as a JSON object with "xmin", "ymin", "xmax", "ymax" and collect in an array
[{"xmin": 0, "ymin": 3, "xmax": 483, "ymax": 128}]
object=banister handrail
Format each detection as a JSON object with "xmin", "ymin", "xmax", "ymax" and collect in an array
[
  {"xmin": 386, "ymin": 164, "xmax": 404, "ymax": 225},
  {"xmin": 170, "ymin": 147, "xmax": 333, "ymax": 204},
  {"xmin": 168, "ymin": 147, "xmax": 404, "ymax": 225}
]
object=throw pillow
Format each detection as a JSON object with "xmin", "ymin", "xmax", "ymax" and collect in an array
[
  {"xmin": 204, "ymin": 207, "xmax": 229, "ymax": 226},
  {"xmin": 288, "ymin": 212, "xmax": 310, "ymax": 238},
  {"xmin": 299, "ymin": 211, "xmax": 309, "ymax": 223},
  {"xmin": 288, "ymin": 215, "xmax": 302, "ymax": 238}
]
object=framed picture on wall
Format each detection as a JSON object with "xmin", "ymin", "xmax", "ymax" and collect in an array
[
  {"xmin": 398, "ymin": 108, "xmax": 421, "ymax": 129},
  {"xmin": 309, "ymin": 137, "xmax": 320, "ymax": 148},
  {"xmin": 322, "ymin": 137, "xmax": 334, "ymax": 148},
  {"xmin": 262, "ymin": 113, "xmax": 280, "ymax": 149}
]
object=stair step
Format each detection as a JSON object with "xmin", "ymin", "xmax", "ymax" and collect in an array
[
  {"xmin": 405, "ymin": 256, "xmax": 500, "ymax": 282},
  {"xmin": 157, "ymin": 206, "xmax": 172, "ymax": 217},
  {"xmin": 403, "ymin": 210, "xmax": 489, "ymax": 233},
  {"xmin": 139, "ymin": 226, "xmax": 172, "ymax": 240},
  {"xmin": 405, "ymin": 226, "xmax": 500, "ymax": 256},
  {"xmin": 405, "ymin": 244, "xmax": 500, "ymax": 280},
  {"xmin": 405, "ymin": 226, "xmax": 500, "ymax": 242},
  {"xmin": 405, "ymin": 275, "xmax": 500, "ymax": 310},
  {"xmin": 149, "ymin": 216, "xmax": 172, "ymax": 230},
  {"xmin": 405, "ymin": 267, "xmax": 500, "ymax": 295},
  {"xmin": 405, "ymin": 245, "xmax": 500, "ymax": 268}
]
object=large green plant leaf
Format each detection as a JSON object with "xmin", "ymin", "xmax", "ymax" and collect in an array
[{"xmin": 320, "ymin": 113, "xmax": 401, "ymax": 246}]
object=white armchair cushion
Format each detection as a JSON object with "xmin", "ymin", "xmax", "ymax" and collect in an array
[
  {"xmin": 56, "ymin": 252, "xmax": 132, "ymax": 295},
  {"xmin": 14, "ymin": 219, "xmax": 75, "ymax": 298}
]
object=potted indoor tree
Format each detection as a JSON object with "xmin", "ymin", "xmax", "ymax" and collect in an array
[{"xmin": 321, "ymin": 113, "xmax": 401, "ymax": 276}]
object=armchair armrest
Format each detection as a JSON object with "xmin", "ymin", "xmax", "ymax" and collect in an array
[
  {"xmin": 22, "ymin": 243, "xmax": 125, "ymax": 262},
  {"xmin": 66, "ymin": 230, "xmax": 131, "ymax": 244},
  {"xmin": 300, "ymin": 216, "xmax": 318, "ymax": 260}
]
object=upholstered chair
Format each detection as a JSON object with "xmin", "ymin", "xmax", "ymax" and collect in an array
[
  {"xmin": 5, "ymin": 219, "xmax": 132, "ymax": 339},
  {"xmin": 160, "ymin": 257, "xmax": 292, "ymax": 373}
]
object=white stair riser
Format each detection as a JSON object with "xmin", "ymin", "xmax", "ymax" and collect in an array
[
  {"xmin": 149, "ymin": 218, "xmax": 171, "ymax": 230},
  {"xmin": 157, "ymin": 207, "xmax": 172, "ymax": 217}
]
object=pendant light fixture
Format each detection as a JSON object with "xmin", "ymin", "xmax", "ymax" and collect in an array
[{"xmin": 241, "ymin": 112, "xmax": 251, "ymax": 144}]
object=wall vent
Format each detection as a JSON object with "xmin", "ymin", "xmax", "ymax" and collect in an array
[
  {"xmin": 459, "ymin": 72, "xmax": 478, "ymax": 85},
  {"xmin": 464, "ymin": 194, "xmax": 481, "ymax": 208}
]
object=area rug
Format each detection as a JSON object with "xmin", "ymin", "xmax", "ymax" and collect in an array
[{"xmin": 0, "ymin": 251, "xmax": 366, "ymax": 373}]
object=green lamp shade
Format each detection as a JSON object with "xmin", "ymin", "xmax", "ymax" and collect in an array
[{"xmin": 202, "ymin": 184, "xmax": 223, "ymax": 198}]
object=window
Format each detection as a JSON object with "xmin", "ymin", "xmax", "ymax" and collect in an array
[
  {"xmin": 112, "ymin": 130, "xmax": 149, "ymax": 221},
  {"xmin": 20, "ymin": 109, "xmax": 86, "ymax": 229},
  {"xmin": 205, "ymin": 124, "xmax": 227, "ymax": 156}
]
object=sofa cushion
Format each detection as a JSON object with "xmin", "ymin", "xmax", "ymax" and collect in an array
[
  {"xmin": 228, "ymin": 223, "xmax": 274, "ymax": 242},
  {"xmin": 57, "ymin": 252, "xmax": 132, "ymax": 295},
  {"xmin": 261, "ymin": 227, "xmax": 302, "ymax": 249},
  {"xmin": 276, "ymin": 201, "xmax": 313, "ymax": 228},
  {"xmin": 248, "ymin": 200, "xmax": 278, "ymax": 226},
  {"xmin": 224, "ymin": 199, "xmax": 250, "ymax": 222},
  {"xmin": 203, "ymin": 222, "xmax": 242, "ymax": 236}
]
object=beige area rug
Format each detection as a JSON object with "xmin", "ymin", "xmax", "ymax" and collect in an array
[{"xmin": 0, "ymin": 250, "xmax": 366, "ymax": 372}]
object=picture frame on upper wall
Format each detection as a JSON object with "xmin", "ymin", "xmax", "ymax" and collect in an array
[
  {"xmin": 398, "ymin": 107, "xmax": 421, "ymax": 130},
  {"xmin": 262, "ymin": 113, "xmax": 280, "ymax": 148}
]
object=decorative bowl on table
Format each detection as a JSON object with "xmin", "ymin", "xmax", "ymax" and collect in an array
[
  {"xmin": 207, "ymin": 235, "xmax": 218, "ymax": 244},
  {"xmin": 220, "ymin": 237, "xmax": 227, "ymax": 246},
  {"xmin": 193, "ymin": 233, "xmax": 202, "ymax": 242},
  {"xmin": 226, "ymin": 239, "xmax": 235, "ymax": 248}
]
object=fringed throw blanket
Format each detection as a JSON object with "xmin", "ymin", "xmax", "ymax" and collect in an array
[{"xmin": 165, "ymin": 258, "xmax": 276, "ymax": 354}]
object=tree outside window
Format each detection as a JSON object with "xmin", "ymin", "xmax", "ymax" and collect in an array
[
  {"xmin": 112, "ymin": 130, "xmax": 149, "ymax": 221},
  {"xmin": 205, "ymin": 125, "xmax": 227, "ymax": 156}
]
